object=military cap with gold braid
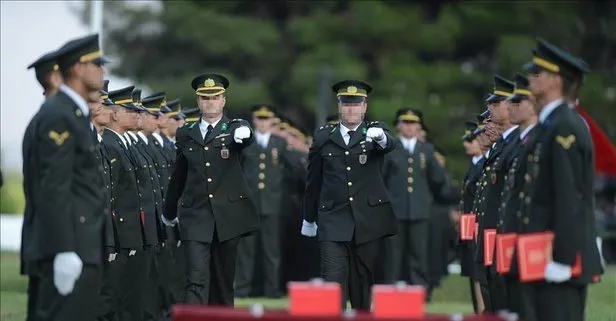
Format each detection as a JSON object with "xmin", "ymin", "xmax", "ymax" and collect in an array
[
  {"xmin": 525, "ymin": 38, "xmax": 589, "ymax": 80},
  {"xmin": 326, "ymin": 114, "xmax": 339, "ymax": 125},
  {"xmin": 477, "ymin": 110, "xmax": 490, "ymax": 123},
  {"xmin": 507, "ymin": 73, "xmax": 531, "ymax": 103},
  {"xmin": 108, "ymin": 85, "xmax": 143, "ymax": 112},
  {"xmin": 142, "ymin": 94, "xmax": 166, "ymax": 116},
  {"xmin": 462, "ymin": 120, "xmax": 479, "ymax": 142},
  {"xmin": 332, "ymin": 80, "xmax": 372, "ymax": 104},
  {"xmin": 486, "ymin": 75, "xmax": 514, "ymax": 103},
  {"xmin": 27, "ymin": 50, "xmax": 59, "ymax": 76},
  {"xmin": 191, "ymin": 73, "xmax": 229, "ymax": 97},
  {"xmin": 55, "ymin": 34, "xmax": 109, "ymax": 71},
  {"xmin": 131, "ymin": 89, "xmax": 143, "ymax": 110},
  {"xmin": 164, "ymin": 99, "xmax": 184, "ymax": 120},
  {"xmin": 250, "ymin": 104, "xmax": 276, "ymax": 119},
  {"xmin": 182, "ymin": 107, "xmax": 201, "ymax": 124},
  {"xmin": 394, "ymin": 108, "xmax": 421, "ymax": 124},
  {"xmin": 101, "ymin": 79, "xmax": 113, "ymax": 106}
]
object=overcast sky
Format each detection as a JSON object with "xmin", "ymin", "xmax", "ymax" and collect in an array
[{"xmin": 0, "ymin": 1, "xmax": 138, "ymax": 170}]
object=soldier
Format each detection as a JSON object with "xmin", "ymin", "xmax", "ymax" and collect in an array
[
  {"xmin": 21, "ymin": 48, "xmax": 63, "ymax": 321},
  {"xmin": 514, "ymin": 38, "xmax": 603, "ymax": 321},
  {"xmin": 382, "ymin": 108, "xmax": 445, "ymax": 288},
  {"xmin": 21, "ymin": 34, "xmax": 107, "ymax": 320},
  {"xmin": 102, "ymin": 86, "xmax": 147, "ymax": 321},
  {"xmin": 458, "ymin": 120, "xmax": 486, "ymax": 313},
  {"xmin": 235, "ymin": 104, "xmax": 294, "ymax": 298},
  {"xmin": 301, "ymin": 80, "xmax": 397, "ymax": 310},
  {"xmin": 326, "ymin": 114, "xmax": 339, "ymax": 125},
  {"xmin": 163, "ymin": 73, "xmax": 259, "ymax": 306},
  {"xmin": 494, "ymin": 73, "xmax": 538, "ymax": 316}
]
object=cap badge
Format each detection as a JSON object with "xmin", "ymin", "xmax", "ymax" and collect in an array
[
  {"xmin": 347, "ymin": 86, "xmax": 357, "ymax": 94},
  {"xmin": 204, "ymin": 78, "xmax": 216, "ymax": 88}
]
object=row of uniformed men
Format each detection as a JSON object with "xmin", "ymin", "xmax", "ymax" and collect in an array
[{"xmin": 457, "ymin": 38, "xmax": 603, "ymax": 321}]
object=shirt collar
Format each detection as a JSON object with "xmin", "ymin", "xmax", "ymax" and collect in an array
[
  {"xmin": 502, "ymin": 125, "xmax": 519, "ymax": 140},
  {"xmin": 255, "ymin": 131, "xmax": 271, "ymax": 140},
  {"xmin": 59, "ymin": 84, "xmax": 89, "ymax": 117},
  {"xmin": 152, "ymin": 132, "xmax": 164, "ymax": 146},
  {"xmin": 339, "ymin": 123, "xmax": 360, "ymax": 137},
  {"xmin": 97, "ymin": 133, "xmax": 103, "ymax": 143},
  {"xmin": 539, "ymin": 98, "xmax": 565, "ymax": 124},
  {"xmin": 137, "ymin": 131, "xmax": 149, "ymax": 144},
  {"xmin": 106, "ymin": 128, "xmax": 127, "ymax": 148},
  {"xmin": 520, "ymin": 124, "xmax": 536, "ymax": 140},
  {"xmin": 200, "ymin": 117, "xmax": 222, "ymax": 131},
  {"xmin": 472, "ymin": 155, "xmax": 483, "ymax": 165}
]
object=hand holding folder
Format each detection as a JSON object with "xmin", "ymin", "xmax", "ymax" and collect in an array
[{"xmin": 516, "ymin": 231, "xmax": 582, "ymax": 282}]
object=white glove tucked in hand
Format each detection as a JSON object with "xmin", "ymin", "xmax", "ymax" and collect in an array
[
  {"xmin": 234, "ymin": 126, "xmax": 251, "ymax": 143},
  {"xmin": 161, "ymin": 215, "xmax": 179, "ymax": 227},
  {"xmin": 366, "ymin": 127, "xmax": 385, "ymax": 142},
  {"xmin": 301, "ymin": 219, "xmax": 317, "ymax": 237},
  {"xmin": 53, "ymin": 252, "xmax": 83, "ymax": 295},
  {"xmin": 544, "ymin": 260, "xmax": 572, "ymax": 283}
]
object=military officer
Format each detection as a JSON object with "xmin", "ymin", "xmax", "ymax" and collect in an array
[
  {"xmin": 163, "ymin": 73, "xmax": 260, "ymax": 306},
  {"xmin": 458, "ymin": 121, "xmax": 486, "ymax": 313},
  {"xmin": 235, "ymin": 104, "xmax": 294, "ymax": 298},
  {"xmin": 302, "ymin": 80, "xmax": 397, "ymax": 310},
  {"xmin": 22, "ymin": 48, "xmax": 63, "ymax": 321},
  {"xmin": 326, "ymin": 114, "xmax": 339, "ymax": 125},
  {"xmin": 514, "ymin": 38, "xmax": 603, "ymax": 321},
  {"xmin": 21, "ymin": 34, "xmax": 107, "ymax": 320},
  {"xmin": 102, "ymin": 86, "xmax": 148, "ymax": 321},
  {"xmin": 382, "ymin": 108, "xmax": 446, "ymax": 288},
  {"xmin": 473, "ymin": 75, "xmax": 520, "ymax": 312},
  {"xmin": 494, "ymin": 73, "xmax": 538, "ymax": 316}
]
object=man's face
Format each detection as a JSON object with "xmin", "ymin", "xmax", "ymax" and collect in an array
[
  {"xmin": 197, "ymin": 94, "xmax": 225, "ymax": 117},
  {"xmin": 113, "ymin": 107, "xmax": 138, "ymax": 131},
  {"xmin": 166, "ymin": 118, "xmax": 183, "ymax": 137},
  {"xmin": 76, "ymin": 61, "xmax": 105, "ymax": 92},
  {"xmin": 396, "ymin": 121, "xmax": 421, "ymax": 138},
  {"xmin": 158, "ymin": 113, "xmax": 169, "ymax": 131},
  {"xmin": 488, "ymin": 100, "xmax": 510, "ymax": 125},
  {"xmin": 463, "ymin": 139, "xmax": 481, "ymax": 156},
  {"xmin": 252, "ymin": 116, "xmax": 274, "ymax": 133},
  {"xmin": 91, "ymin": 101, "xmax": 112, "ymax": 127},
  {"xmin": 338, "ymin": 98, "xmax": 366, "ymax": 125},
  {"xmin": 528, "ymin": 71, "xmax": 561, "ymax": 104}
]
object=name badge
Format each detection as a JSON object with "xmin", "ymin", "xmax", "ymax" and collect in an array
[
  {"xmin": 359, "ymin": 154, "xmax": 367, "ymax": 165},
  {"xmin": 221, "ymin": 147, "xmax": 230, "ymax": 159}
]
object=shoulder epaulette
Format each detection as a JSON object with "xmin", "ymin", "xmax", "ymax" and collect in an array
[
  {"xmin": 230, "ymin": 118, "xmax": 245, "ymax": 123},
  {"xmin": 189, "ymin": 122, "xmax": 197, "ymax": 129}
]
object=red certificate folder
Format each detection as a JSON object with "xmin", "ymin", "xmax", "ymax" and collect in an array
[
  {"xmin": 288, "ymin": 281, "xmax": 341, "ymax": 316},
  {"xmin": 516, "ymin": 231, "xmax": 582, "ymax": 282},
  {"xmin": 459, "ymin": 214, "xmax": 476, "ymax": 240},
  {"xmin": 483, "ymin": 229, "xmax": 497, "ymax": 266},
  {"xmin": 474, "ymin": 222, "xmax": 479, "ymax": 240},
  {"xmin": 496, "ymin": 233, "xmax": 517, "ymax": 274},
  {"xmin": 372, "ymin": 284, "xmax": 425, "ymax": 319}
]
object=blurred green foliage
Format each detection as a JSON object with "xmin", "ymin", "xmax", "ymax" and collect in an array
[
  {"xmin": 0, "ymin": 171, "xmax": 24, "ymax": 215},
  {"xmin": 79, "ymin": 1, "xmax": 616, "ymax": 177}
]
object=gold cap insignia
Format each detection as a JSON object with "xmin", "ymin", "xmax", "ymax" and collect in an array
[
  {"xmin": 204, "ymin": 78, "xmax": 216, "ymax": 88},
  {"xmin": 347, "ymin": 86, "xmax": 358, "ymax": 94}
]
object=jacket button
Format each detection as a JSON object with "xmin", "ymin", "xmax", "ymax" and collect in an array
[
  {"xmin": 260, "ymin": 153, "xmax": 266, "ymax": 159},
  {"xmin": 204, "ymin": 147, "xmax": 209, "ymax": 151},
  {"xmin": 258, "ymin": 182, "xmax": 265, "ymax": 189},
  {"xmin": 349, "ymin": 197, "xmax": 353, "ymax": 201},
  {"xmin": 206, "ymin": 162, "xmax": 211, "ymax": 167},
  {"xmin": 345, "ymin": 151, "xmax": 349, "ymax": 155},
  {"xmin": 209, "ymin": 194, "xmax": 213, "ymax": 198},
  {"xmin": 407, "ymin": 187, "xmax": 413, "ymax": 193},
  {"xmin": 347, "ymin": 182, "xmax": 352, "ymax": 186},
  {"xmin": 346, "ymin": 167, "xmax": 351, "ymax": 171},
  {"xmin": 259, "ymin": 173, "xmax": 265, "ymax": 179},
  {"xmin": 79, "ymin": 216, "xmax": 86, "ymax": 223},
  {"xmin": 207, "ymin": 178, "xmax": 212, "ymax": 182},
  {"xmin": 120, "ymin": 218, "xmax": 124, "ymax": 222}
]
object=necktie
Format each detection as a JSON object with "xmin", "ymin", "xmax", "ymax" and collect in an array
[
  {"xmin": 347, "ymin": 130, "xmax": 355, "ymax": 145},
  {"xmin": 203, "ymin": 125, "xmax": 214, "ymax": 142}
]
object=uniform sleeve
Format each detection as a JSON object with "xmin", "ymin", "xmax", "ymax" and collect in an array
[
  {"xmin": 302, "ymin": 138, "xmax": 323, "ymax": 223},
  {"xmin": 164, "ymin": 132, "xmax": 188, "ymax": 220},
  {"xmin": 551, "ymin": 125, "xmax": 584, "ymax": 265},
  {"xmin": 37, "ymin": 116, "xmax": 77, "ymax": 253}
]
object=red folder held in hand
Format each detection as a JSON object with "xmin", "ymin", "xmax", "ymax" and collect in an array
[
  {"xmin": 483, "ymin": 229, "xmax": 497, "ymax": 266},
  {"xmin": 460, "ymin": 214, "xmax": 476, "ymax": 241},
  {"xmin": 516, "ymin": 231, "xmax": 582, "ymax": 282},
  {"xmin": 496, "ymin": 233, "xmax": 517, "ymax": 274},
  {"xmin": 288, "ymin": 281, "xmax": 341, "ymax": 316}
]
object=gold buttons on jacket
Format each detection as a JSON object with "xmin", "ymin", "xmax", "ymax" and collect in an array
[
  {"xmin": 258, "ymin": 173, "xmax": 265, "ymax": 179},
  {"xmin": 407, "ymin": 187, "xmax": 413, "ymax": 193},
  {"xmin": 259, "ymin": 163, "xmax": 265, "ymax": 169},
  {"xmin": 206, "ymin": 162, "xmax": 211, "ymax": 167},
  {"xmin": 260, "ymin": 153, "xmax": 266, "ymax": 160},
  {"xmin": 209, "ymin": 194, "xmax": 214, "ymax": 198},
  {"xmin": 258, "ymin": 182, "xmax": 265, "ymax": 189}
]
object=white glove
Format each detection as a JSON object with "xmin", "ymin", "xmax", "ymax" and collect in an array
[
  {"xmin": 161, "ymin": 215, "xmax": 179, "ymax": 227},
  {"xmin": 544, "ymin": 260, "xmax": 572, "ymax": 283},
  {"xmin": 53, "ymin": 252, "xmax": 83, "ymax": 296},
  {"xmin": 234, "ymin": 126, "xmax": 251, "ymax": 143},
  {"xmin": 366, "ymin": 127, "xmax": 385, "ymax": 142},
  {"xmin": 301, "ymin": 219, "xmax": 317, "ymax": 237}
]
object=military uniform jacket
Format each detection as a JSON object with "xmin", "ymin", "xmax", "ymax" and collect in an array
[
  {"xmin": 21, "ymin": 91, "xmax": 105, "ymax": 265},
  {"xmin": 460, "ymin": 157, "xmax": 486, "ymax": 215},
  {"xmin": 93, "ymin": 129, "xmax": 119, "ymax": 250},
  {"xmin": 383, "ymin": 139, "xmax": 446, "ymax": 221},
  {"xmin": 164, "ymin": 116, "xmax": 260, "ymax": 243},
  {"xmin": 474, "ymin": 127, "xmax": 520, "ymax": 263},
  {"xmin": 128, "ymin": 133, "xmax": 164, "ymax": 245},
  {"xmin": 102, "ymin": 129, "xmax": 144, "ymax": 250},
  {"xmin": 149, "ymin": 134, "xmax": 172, "ymax": 198},
  {"xmin": 161, "ymin": 134, "xmax": 177, "ymax": 163},
  {"xmin": 241, "ymin": 135, "xmax": 297, "ymax": 215},
  {"xmin": 303, "ymin": 122, "xmax": 397, "ymax": 244},
  {"xmin": 518, "ymin": 103, "xmax": 602, "ymax": 283}
]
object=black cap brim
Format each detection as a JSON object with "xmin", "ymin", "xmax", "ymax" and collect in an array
[
  {"xmin": 523, "ymin": 61, "xmax": 543, "ymax": 74},
  {"xmin": 338, "ymin": 96, "xmax": 365, "ymax": 104},
  {"xmin": 93, "ymin": 56, "xmax": 110, "ymax": 65},
  {"xmin": 102, "ymin": 98, "xmax": 114, "ymax": 106},
  {"xmin": 121, "ymin": 103, "xmax": 143, "ymax": 112}
]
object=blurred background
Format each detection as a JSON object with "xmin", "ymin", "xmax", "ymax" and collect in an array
[{"xmin": 1, "ymin": 0, "xmax": 615, "ymax": 257}]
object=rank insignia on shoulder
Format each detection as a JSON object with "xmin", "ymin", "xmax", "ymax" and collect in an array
[
  {"xmin": 48, "ymin": 130, "xmax": 70, "ymax": 146},
  {"xmin": 556, "ymin": 135, "xmax": 575, "ymax": 150},
  {"xmin": 189, "ymin": 122, "xmax": 197, "ymax": 129}
]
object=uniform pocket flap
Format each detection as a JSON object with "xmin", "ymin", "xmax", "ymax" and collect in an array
[
  {"xmin": 319, "ymin": 200, "xmax": 334, "ymax": 211},
  {"xmin": 368, "ymin": 195, "xmax": 389, "ymax": 206}
]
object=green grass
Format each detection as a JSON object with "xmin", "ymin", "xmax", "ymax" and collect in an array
[{"xmin": 1, "ymin": 252, "xmax": 615, "ymax": 320}]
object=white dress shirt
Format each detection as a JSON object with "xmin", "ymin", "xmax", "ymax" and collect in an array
[
  {"xmin": 472, "ymin": 155, "xmax": 483, "ymax": 165},
  {"xmin": 59, "ymin": 84, "xmax": 89, "ymax": 117},
  {"xmin": 339, "ymin": 123, "xmax": 360, "ymax": 145},
  {"xmin": 539, "ymin": 98, "xmax": 565, "ymax": 124},
  {"xmin": 152, "ymin": 132, "xmax": 164, "ymax": 146},
  {"xmin": 399, "ymin": 137, "xmax": 417, "ymax": 154},
  {"xmin": 255, "ymin": 131, "xmax": 271, "ymax": 149},
  {"xmin": 199, "ymin": 117, "xmax": 222, "ymax": 139},
  {"xmin": 520, "ymin": 124, "xmax": 536, "ymax": 140},
  {"xmin": 106, "ymin": 128, "xmax": 128, "ymax": 148},
  {"xmin": 137, "ymin": 131, "xmax": 149, "ymax": 145}
]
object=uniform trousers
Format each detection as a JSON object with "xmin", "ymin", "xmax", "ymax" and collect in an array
[
  {"xmin": 183, "ymin": 232, "xmax": 240, "ymax": 305},
  {"xmin": 384, "ymin": 220, "xmax": 429, "ymax": 287},
  {"xmin": 320, "ymin": 240, "xmax": 379, "ymax": 311},
  {"xmin": 34, "ymin": 260, "xmax": 101, "ymax": 321},
  {"xmin": 118, "ymin": 248, "xmax": 148, "ymax": 321},
  {"xmin": 484, "ymin": 265, "xmax": 508, "ymax": 312},
  {"xmin": 26, "ymin": 275, "xmax": 40, "ymax": 321},
  {"xmin": 97, "ymin": 247, "xmax": 123, "ymax": 321},
  {"xmin": 518, "ymin": 282, "xmax": 587, "ymax": 321}
]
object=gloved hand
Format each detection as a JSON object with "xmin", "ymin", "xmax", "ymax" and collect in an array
[
  {"xmin": 365, "ymin": 127, "xmax": 385, "ymax": 142},
  {"xmin": 301, "ymin": 220, "xmax": 317, "ymax": 237},
  {"xmin": 161, "ymin": 215, "xmax": 179, "ymax": 227},
  {"xmin": 234, "ymin": 126, "xmax": 251, "ymax": 143},
  {"xmin": 544, "ymin": 260, "xmax": 572, "ymax": 283},
  {"xmin": 53, "ymin": 252, "xmax": 83, "ymax": 295}
]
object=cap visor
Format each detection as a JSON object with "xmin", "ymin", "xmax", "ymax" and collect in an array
[
  {"xmin": 523, "ymin": 61, "xmax": 542, "ymax": 73},
  {"xmin": 102, "ymin": 99, "xmax": 114, "ymax": 106},
  {"xmin": 93, "ymin": 56, "xmax": 110, "ymax": 65},
  {"xmin": 121, "ymin": 103, "xmax": 143, "ymax": 112},
  {"xmin": 507, "ymin": 94, "xmax": 527, "ymax": 103},
  {"xmin": 338, "ymin": 95, "xmax": 365, "ymax": 104}
]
